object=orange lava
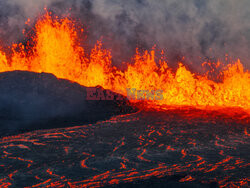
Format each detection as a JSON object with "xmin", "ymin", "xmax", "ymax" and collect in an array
[{"xmin": 0, "ymin": 12, "xmax": 249, "ymax": 112}]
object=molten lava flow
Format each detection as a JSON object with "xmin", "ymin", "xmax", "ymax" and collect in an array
[{"xmin": 0, "ymin": 13, "xmax": 249, "ymax": 112}]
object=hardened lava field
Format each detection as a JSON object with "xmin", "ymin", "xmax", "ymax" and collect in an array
[{"xmin": 0, "ymin": 107, "xmax": 249, "ymax": 188}]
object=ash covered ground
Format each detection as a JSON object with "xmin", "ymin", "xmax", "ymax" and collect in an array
[{"xmin": 0, "ymin": 72, "xmax": 249, "ymax": 188}]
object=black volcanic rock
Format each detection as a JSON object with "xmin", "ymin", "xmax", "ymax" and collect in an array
[
  {"xmin": 0, "ymin": 71, "xmax": 136, "ymax": 136},
  {"xmin": 0, "ymin": 109, "xmax": 248, "ymax": 187}
]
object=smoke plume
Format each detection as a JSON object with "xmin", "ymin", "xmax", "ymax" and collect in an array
[{"xmin": 0, "ymin": 0, "xmax": 250, "ymax": 69}]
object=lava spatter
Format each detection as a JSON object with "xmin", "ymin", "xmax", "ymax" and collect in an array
[{"xmin": 0, "ymin": 12, "xmax": 249, "ymax": 112}]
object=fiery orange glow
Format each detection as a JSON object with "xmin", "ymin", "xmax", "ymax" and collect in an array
[{"xmin": 0, "ymin": 13, "xmax": 249, "ymax": 112}]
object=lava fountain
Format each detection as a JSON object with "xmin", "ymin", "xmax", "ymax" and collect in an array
[{"xmin": 0, "ymin": 12, "xmax": 249, "ymax": 112}]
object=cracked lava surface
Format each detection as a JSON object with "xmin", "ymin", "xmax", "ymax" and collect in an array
[{"xmin": 0, "ymin": 107, "xmax": 249, "ymax": 187}]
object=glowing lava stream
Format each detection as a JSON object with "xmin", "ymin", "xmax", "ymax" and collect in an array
[{"xmin": 0, "ymin": 12, "xmax": 249, "ymax": 112}]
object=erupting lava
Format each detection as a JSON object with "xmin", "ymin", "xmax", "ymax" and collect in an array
[{"xmin": 0, "ymin": 12, "xmax": 249, "ymax": 112}]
